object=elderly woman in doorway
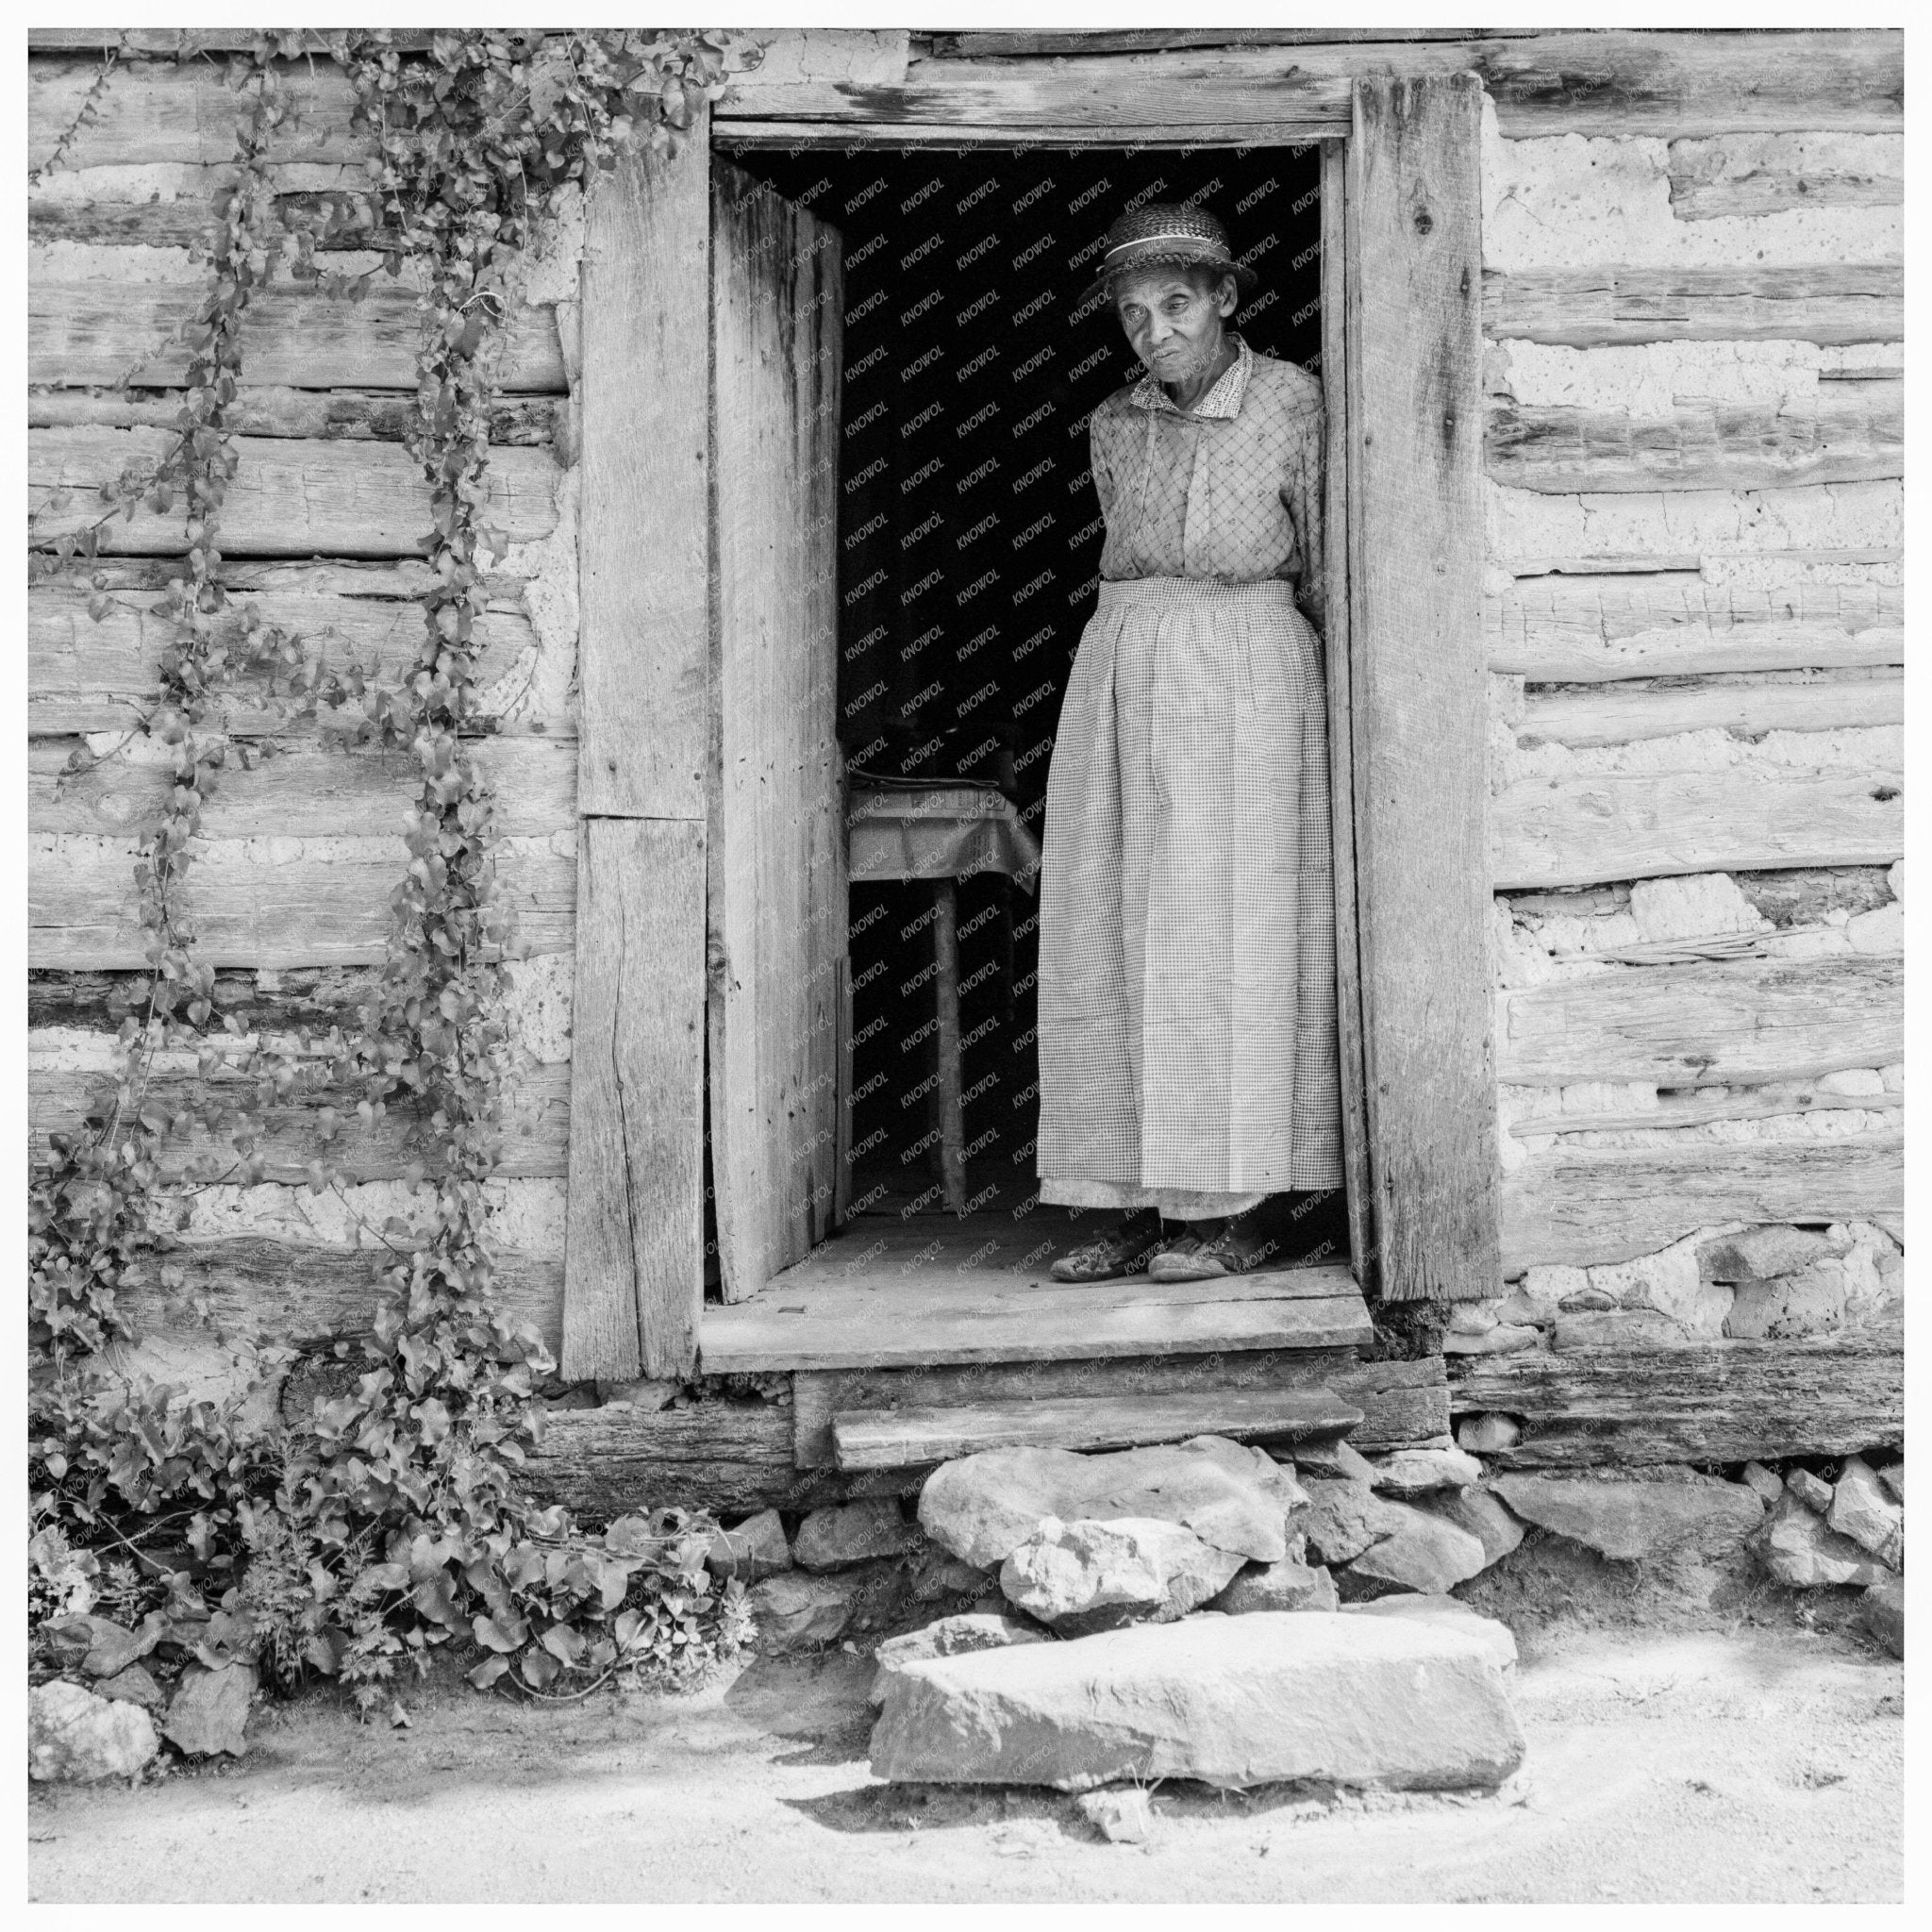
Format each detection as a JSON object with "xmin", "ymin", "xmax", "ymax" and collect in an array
[{"xmin": 1039, "ymin": 202, "xmax": 1342, "ymax": 1284}]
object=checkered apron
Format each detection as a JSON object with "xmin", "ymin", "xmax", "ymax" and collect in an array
[{"xmin": 1036, "ymin": 575, "xmax": 1344, "ymax": 1202}]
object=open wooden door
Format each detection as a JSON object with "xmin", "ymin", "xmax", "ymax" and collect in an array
[{"xmin": 708, "ymin": 164, "xmax": 847, "ymax": 1303}]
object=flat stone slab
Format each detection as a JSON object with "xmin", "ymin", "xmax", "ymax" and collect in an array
[
  {"xmin": 869, "ymin": 1610, "xmax": 1524, "ymax": 1792},
  {"xmin": 1490, "ymin": 1474, "xmax": 1763, "ymax": 1562},
  {"xmin": 1342, "ymin": 1595, "xmax": 1519, "ymax": 1673}
]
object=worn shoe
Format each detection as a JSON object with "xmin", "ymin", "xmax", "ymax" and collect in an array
[
  {"xmin": 1146, "ymin": 1219, "xmax": 1280, "ymax": 1282},
  {"xmin": 1048, "ymin": 1226, "xmax": 1159, "ymax": 1282}
]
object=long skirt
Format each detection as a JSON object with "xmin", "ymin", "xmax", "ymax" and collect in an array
[{"xmin": 1036, "ymin": 575, "xmax": 1343, "ymax": 1214}]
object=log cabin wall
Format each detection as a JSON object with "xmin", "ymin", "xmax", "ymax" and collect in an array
[
  {"xmin": 27, "ymin": 40, "xmax": 587, "ymax": 1399},
  {"xmin": 1470, "ymin": 90, "xmax": 1905, "ymax": 1444},
  {"xmin": 26, "ymin": 28, "xmax": 1903, "ymax": 1499}
]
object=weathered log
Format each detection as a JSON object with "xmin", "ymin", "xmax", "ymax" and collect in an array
[
  {"xmin": 27, "ymin": 29, "xmax": 390, "ymax": 55},
  {"xmin": 1507, "ymin": 1084, "xmax": 1898, "ymax": 1141},
  {"xmin": 30, "ymin": 427, "xmax": 559, "ymax": 558},
  {"xmin": 1487, "ymin": 573, "xmax": 1903, "ymax": 684},
  {"xmin": 29, "ymin": 385, "xmax": 562, "ymax": 446},
  {"xmin": 1517, "ymin": 673, "xmax": 1901, "ymax": 747},
  {"xmin": 1499, "ymin": 953, "xmax": 1901, "ymax": 1089},
  {"xmin": 522, "ymin": 1402, "xmax": 807, "ymax": 1522},
  {"xmin": 1491, "ymin": 767, "xmax": 1902, "ymax": 891},
  {"xmin": 29, "ymin": 56, "xmax": 366, "ymax": 169},
  {"xmin": 29, "ymin": 435, "xmax": 531, "ymax": 564},
  {"xmin": 30, "ymin": 831, "xmax": 576, "ymax": 968},
  {"xmin": 30, "ymin": 736, "xmax": 577, "ymax": 841},
  {"xmin": 1666, "ymin": 133, "xmax": 1902, "ymax": 222},
  {"xmin": 1487, "ymin": 391, "xmax": 1902, "ymax": 495},
  {"xmin": 30, "ymin": 189, "xmax": 396, "ymax": 253},
  {"xmin": 717, "ymin": 31, "xmax": 1903, "ymax": 135},
  {"xmin": 1501, "ymin": 1130, "xmax": 1903, "ymax": 1270},
  {"xmin": 29, "ymin": 1060, "xmax": 571, "ymax": 1183},
  {"xmin": 32, "ymin": 33, "xmax": 1902, "ymax": 162},
  {"xmin": 926, "ymin": 29, "xmax": 1535, "ymax": 56},
  {"xmin": 27, "ymin": 575, "xmax": 557, "ymax": 739},
  {"xmin": 1483, "ymin": 265, "xmax": 1904, "ymax": 348},
  {"xmin": 28, "ymin": 963, "xmax": 382, "ymax": 1032},
  {"xmin": 1449, "ymin": 1328, "xmax": 1904, "ymax": 1468},
  {"xmin": 114, "ymin": 1232, "xmax": 564, "ymax": 1359},
  {"xmin": 30, "ymin": 280, "xmax": 567, "ymax": 393}
]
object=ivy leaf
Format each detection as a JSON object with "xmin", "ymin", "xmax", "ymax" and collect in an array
[
  {"xmin": 472, "ymin": 1612, "xmax": 527, "ymax": 1654},
  {"xmin": 468, "ymin": 1653, "xmax": 508, "ymax": 1690}
]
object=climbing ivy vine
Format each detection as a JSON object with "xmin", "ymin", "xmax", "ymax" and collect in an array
[{"xmin": 31, "ymin": 28, "xmax": 762, "ymax": 1717}]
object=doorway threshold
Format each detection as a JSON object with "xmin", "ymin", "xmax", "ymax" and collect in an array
[{"xmin": 699, "ymin": 1208, "xmax": 1371, "ymax": 1374}]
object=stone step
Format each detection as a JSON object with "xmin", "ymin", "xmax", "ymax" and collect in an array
[
  {"xmin": 830, "ymin": 1387, "xmax": 1364, "ymax": 1471},
  {"xmin": 869, "ymin": 1605, "xmax": 1526, "ymax": 1792}
]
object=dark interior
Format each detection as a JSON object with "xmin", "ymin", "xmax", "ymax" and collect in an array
[{"xmin": 727, "ymin": 140, "xmax": 1343, "ymax": 1258}]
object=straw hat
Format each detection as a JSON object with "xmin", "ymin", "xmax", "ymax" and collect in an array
[{"xmin": 1078, "ymin": 201, "xmax": 1257, "ymax": 312}]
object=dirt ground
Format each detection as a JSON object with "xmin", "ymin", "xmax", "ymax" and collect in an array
[{"xmin": 30, "ymin": 1582, "xmax": 1903, "ymax": 1905}]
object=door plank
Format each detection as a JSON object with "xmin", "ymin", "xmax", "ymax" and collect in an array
[
  {"xmin": 561, "ymin": 819, "xmax": 706, "ymax": 1381},
  {"xmin": 1345, "ymin": 75, "xmax": 1499, "ymax": 1300},
  {"xmin": 1319, "ymin": 137, "xmax": 1374, "ymax": 1289},
  {"xmin": 708, "ymin": 162, "xmax": 847, "ymax": 1302},
  {"xmin": 701, "ymin": 1259, "xmax": 1371, "ymax": 1373},
  {"xmin": 577, "ymin": 123, "xmax": 711, "ymax": 820}
]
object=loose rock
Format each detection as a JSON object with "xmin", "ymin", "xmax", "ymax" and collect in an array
[
  {"xmin": 1875, "ymin": 1459, "xmax": 1904, "ymax": 1505},
  {"xmin": 1826, "ymin": 1455, "xmax": 1904, "ymax": 1565},
  {"xmin": 1297, "ymin": 1479, "xmax": 1406, "ymax": 1567},
  {"xmin": 1699, "ymin": 1224, "xmax": 1840, "ymax": 1284},
  {"xmin": 869, "ymin": 1612, "xmax": 1525, "ymax": 1792},
  {"xmin": 1078, "ymin": 1787, "xmax": 1155, "ymax": 1843},
  {"xmin": 1757, "ymin": 1491, "xmax": 1894, "ymax": 1589},
  {"xmin": 1291, "ymin": 1436, "xmax": 1378, "ymax": 1484},
  {"xmin": 1860, "ymin": 1578, "xmax": 1904, "ymax": 1658},
  {"xmin": 917, "ymin": 1441, "xmax": 1292, "ymax": 1572},
  {"xmin": 704, "ymin": 1507, "xmax": 792, "ymax": 1582},
  {"xmin": 1176, "ymin": 1435, "xmax": 1309, "ymax": 1521},
  {"xmin": 871, "ymin": 1613, "xmax": 1051, "ymax": 1705},
  {"xmin": 1740, "ymin": 1461, "xmax": 1785, "ymax": 1504},
  {"xmin": 1490, "ymin": 1474, "xmax": 1763, "ymax": 1562},
  {"xmin": 1418, "ymin": 1486, "xmax": 1526, "ymax": 1569},
  {"xmin": 1208, "ymin": 1557, "xmax": 1338, "ymax": 1616},
  {"xmin": 1074, "ymin": 1454, "xmax": 1290, "ymax": 1564},
  {"xmin": 908, "ymin": 1543, "xmax": 992, "ymax": 1602},
  {"xmin": 1457, "ymin": 1414, "xmax": 1522, "ymax": 1456},
  {"xmin": 1786, "ymin": 1468, "xmax": 1836, "ymax": 1514},
  {"xmin": 94, "ymin": 1663, "xmax": 167, "ymax": 1712},
  {"xmin": 161, "ymin": 1662, "xmax": 258, "ymax": 1757},
  {"xmin": 793, "ymin": 1497, "xmax": 922, "ymax": 1573},
  {"xmin": 999, "ymin": 1517, "xmax": 1243, "ymax": 1635},
  {"xmin": 749, "ymin": 1573, "xmax": 859, "ymax": 1653},
  {"xmin": 1369, "ymin": 1446, "xmax": 1484, "ymax": 1494},
  {"xmin": 29, "ymin": 1680, "xmax": 160, "ymax": 1783},
  {"xmin": 1342, "ymin": 1502, "xmax": 1489, "ymax": 1596}
]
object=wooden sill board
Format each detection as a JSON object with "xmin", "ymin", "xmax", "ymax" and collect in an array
[
  {"xmin": 830, "ymin": 1387, "xmax": 1365, "ymax": 1469},
  {"xmin": 700, "ymin": 1257, "xmax": 1370, "ymax": 1373}
]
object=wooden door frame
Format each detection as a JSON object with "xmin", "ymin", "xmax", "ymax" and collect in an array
[{"xmin": 563, "ymin": 74, "xmax": 1496, "ymax": 1380}]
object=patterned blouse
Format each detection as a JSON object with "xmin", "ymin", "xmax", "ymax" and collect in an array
[{"xmin": 1089, "ymin": 333, "xmax": 1325, "ymax": 630}]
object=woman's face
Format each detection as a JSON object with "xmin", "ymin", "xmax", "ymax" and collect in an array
[{"xmin": 1112, "ymin": 266, "xmax": 1238, "ymax": 385}]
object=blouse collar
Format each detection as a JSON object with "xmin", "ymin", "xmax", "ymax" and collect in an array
[{"xmin": 1127, "ymin": 332, "xmax": 1253, "ymax": 421}]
